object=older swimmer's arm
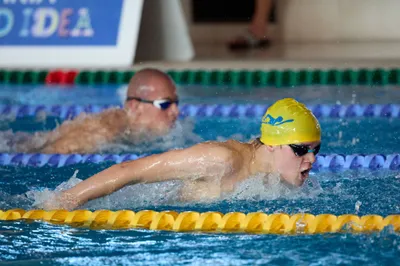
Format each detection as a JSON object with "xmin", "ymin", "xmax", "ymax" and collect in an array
[{"xmin": 52, "ymin": 142, "xmax": 235, "ymax": 210}]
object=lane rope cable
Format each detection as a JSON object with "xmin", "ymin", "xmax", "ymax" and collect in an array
[{"xmin": 1, "ymin": 209, "xmax": 399, "ymax": 234}]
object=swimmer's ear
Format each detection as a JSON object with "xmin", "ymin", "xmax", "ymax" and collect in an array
[
  {"xmin": 268, "ymin": 145, "xmax": 276, "ymax": 152},
  {"xmin": 262, "ymin": 144, "xmax": 275, "ymax": 152}
]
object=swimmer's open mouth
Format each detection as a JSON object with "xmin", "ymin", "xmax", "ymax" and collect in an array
[{"xmin": 301, "ymin": 169, "xmax": 311, "ymax": 179}]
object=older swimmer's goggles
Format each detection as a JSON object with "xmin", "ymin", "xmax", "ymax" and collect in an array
[
  {"xmin": 288, "ymin": 143, "xmax": 321, "ymax": 157},
  {"xmin": 127, "ymin": 97, "xmax": 179, "ymax": 110}
]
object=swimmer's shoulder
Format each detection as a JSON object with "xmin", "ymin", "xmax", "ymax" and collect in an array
[
  {"xmin": 189, "ymin": 140, "xmax": 246, "ymax": 167},
  {"xmin": 71, "ymin": 107, "xmax": 126, "ymax": 124},
  {"xmin": 98, "ymin": 107, "xmax": 129, "ymax": 131}
]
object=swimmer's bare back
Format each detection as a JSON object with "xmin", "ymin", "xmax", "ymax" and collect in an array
[
  {"xmin": 45, "ymin": 140, "xmax": 254, "ymax": 210},
  {"xmin": 39, "ymin": 108, "xmax": 129, "ymax": 154}
]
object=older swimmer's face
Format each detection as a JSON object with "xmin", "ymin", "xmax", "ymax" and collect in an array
[
  {"xmin": 126, "ymin": 77, "xmax": 179, "ymax": 134},
  {"xmin": 271, "ymin": 141, "xmax": 320, "ymax": 187}
]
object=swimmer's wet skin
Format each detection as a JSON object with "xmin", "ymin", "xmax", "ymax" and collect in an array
[{"xmin": 39, "ymin": 98, "xmax": 321, "ymax": 211}]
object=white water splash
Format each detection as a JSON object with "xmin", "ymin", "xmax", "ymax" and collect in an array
[
  {"xmin": 26, "ymin": 169, "xmax": 184, "ymax": 210},
  {"xmin": 26, "ymin": 170, "xmax": 82, "ymax": 209},
  {"xmin": 0, "ymin": 130, "xmax": 49, "ymax": 153},
  {"xmin": 224, "ymin": 172, "xmax": 323, "ymax": 202},
  {"xmin": 355, "ymin": 200, "xmax": 362, "ymax": 214},
  {"xmin": 24, "ymin": 169, "xmax": 324, "ymax": 210},
  {"xmin": 98, "ymin": 118, "xmax": 203, "ymax": 154}
]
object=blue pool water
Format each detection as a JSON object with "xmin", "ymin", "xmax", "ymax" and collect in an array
[
  {"xmin": 1, "ymin": 84, "xmax": 400, "ymax": 106},
  {"xmin": 0, "ymin": 164, "xmax": 399, "ymax": 265},
  {"xmin": 0, "ymin": 116, "xmax": 399, "ymax": 155},
  {"xmin": 0, "ymin": 84, "xmax": 399, "ymax": 265}
]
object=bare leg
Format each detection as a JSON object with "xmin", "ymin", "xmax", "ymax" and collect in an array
[
  {"xmin": 249, "ymin": 0, "xmax": 273, "ymax": 39},
  {"xmin": 228, "ymin": 0, "xmax": 273, "ymax": 50}
]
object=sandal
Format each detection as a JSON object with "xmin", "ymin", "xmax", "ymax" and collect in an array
[{"xmin": 228, "ymin": 30, "xmax": 271, "ymax": 50}]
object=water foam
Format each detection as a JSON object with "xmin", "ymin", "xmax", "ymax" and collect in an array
[
  {"xmin": 225, "ymin": 172, "xmax": 323, "ymax": 202},
  {"xmin": 98, "ymin": 118, "xmax": 203, "ymax": 154},
  {"xmin": 24, "ymin": 169, "xmax": 324, "ymax": 211}
]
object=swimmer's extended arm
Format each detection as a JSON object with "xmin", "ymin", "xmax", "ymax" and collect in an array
[{"xmin": 52, "ymin": 142, "xmax": 234, "ymax": 210}]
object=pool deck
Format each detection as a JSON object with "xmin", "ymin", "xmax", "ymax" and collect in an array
[{"xmin": 132, "ymin": 42, "xmax": 400, "ymax": 70}]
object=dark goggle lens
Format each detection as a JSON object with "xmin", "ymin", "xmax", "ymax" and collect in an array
[
  {"xmin": 289, "ymin": 144, "xmax": 321, "ymax": 156},
  {"xmin": 159, "ymin": 100, "xmax": 178, "ymax": 110}
]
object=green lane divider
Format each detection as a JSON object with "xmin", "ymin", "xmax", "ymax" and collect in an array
[
  {"xmin": 1, "ymin": 68, "xmax": 400, "ymax": 87},
  {"xmin": 0, "ymin": 70, "xmax": 48, "ymax": 85}
]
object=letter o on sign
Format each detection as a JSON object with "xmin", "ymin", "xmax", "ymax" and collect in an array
[{"xmin": 0, "ymin": 9, "xmax": 14, "ymax": 38}]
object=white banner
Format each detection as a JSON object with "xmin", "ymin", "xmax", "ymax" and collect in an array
[{"xmin": 0, "ymin": 0, "xmax": 143, "ymax": 68}]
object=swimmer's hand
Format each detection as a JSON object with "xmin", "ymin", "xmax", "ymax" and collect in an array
[
  {"xmin": 32, "ymin": 192, "xmax": 79, "ymax": 211},
  {"xmin": 29, "ymin": 170, "xmax": 83, "ymax": 211}
]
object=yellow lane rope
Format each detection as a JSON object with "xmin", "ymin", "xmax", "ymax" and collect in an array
[{"xmin": 1, "ymin": 209, "xmax": 399, "ymax": 234}]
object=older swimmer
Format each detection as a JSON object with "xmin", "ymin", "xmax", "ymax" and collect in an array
[
  {"xmin": 16, "ymin": 68, "xmax": 179, "ymax": 154},
  {"xmin": 41, "ymin": 98, "xmax": 321, "ymax": 210}
]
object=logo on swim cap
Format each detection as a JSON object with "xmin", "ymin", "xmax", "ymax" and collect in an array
[
  {"xmin": 260, "ymin": 98, "xmax": 321, "ymax": 145},
  {"xmin": 262, "ymin": 114, "xmax": 294, "ymax": 126}
]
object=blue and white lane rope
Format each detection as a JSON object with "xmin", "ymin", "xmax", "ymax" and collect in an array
[
  {"xmin": 0, "ymin": 153, "xmax": 399, "ymax": 170},
  {"xmin": 0, "ymin": 153, "xmax": 145, "ymax": 168},
  {"xmin": 1, "ymin": 103, "xmax": 399, "ymax": 119}
]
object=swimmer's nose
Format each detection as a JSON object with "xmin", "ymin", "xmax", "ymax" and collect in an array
[
  {"xmin": 305, "ymin": 152, "xmax": 316, "ymax": 164},
  {"xmin": 170, "ymin": 103, "xmax": 179, "ymax": 118}
]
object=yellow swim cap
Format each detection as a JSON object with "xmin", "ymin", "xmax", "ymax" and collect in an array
[{"xmin": 260, "ymin": 98, "xmax": 321, "ymax": 145}]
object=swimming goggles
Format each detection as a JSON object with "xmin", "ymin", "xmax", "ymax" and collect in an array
[
  {"xmin": 126, "ymin": 97, "xmax": 179, "ymax": 110},
  {"xmin": 288, "ymin": 143, "xmax": 321, "ymax": 157}
]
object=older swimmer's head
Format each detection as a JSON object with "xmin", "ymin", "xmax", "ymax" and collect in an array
[
  {"xmin": 255, "ymin": 98, "xmax": 321, "ymax": 187},
  {"xmin": 124, "ymin": 68, "xmax": 179, "ymax": 134}
]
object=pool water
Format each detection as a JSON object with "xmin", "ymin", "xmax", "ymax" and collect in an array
[
  {"xmin": 0, "ymin": 164, "xmax": 399, "ymax": 265},
  {"xmin": 0, "ymin": 116, "xmax": 399, "ymax": 155},
  {"xmin": 0, "ymin": 84, "xmax": 399, "ymax": 265},
  {"xmin": 1, "ymin": 84, "xmax": 400, "ymax": 106}
]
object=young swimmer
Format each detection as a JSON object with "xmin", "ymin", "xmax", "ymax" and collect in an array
[
  {"xmin": 40, "ymin": 98, "xmax": 321, "ymax": 210},
  {"xmin": 9, "ymin": 68, "xmax": 179, "ymax": 154}
]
